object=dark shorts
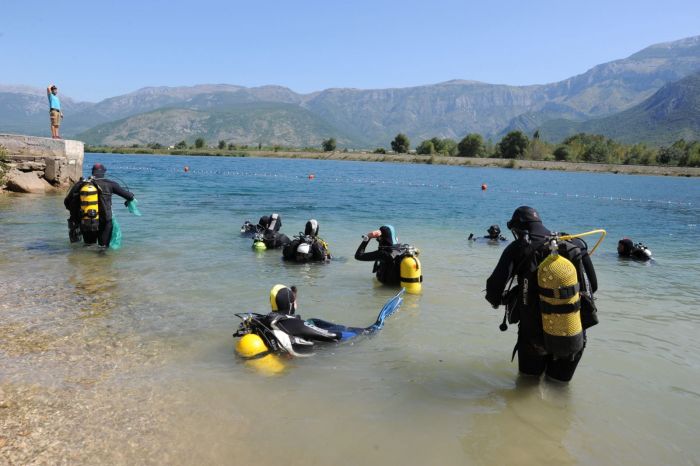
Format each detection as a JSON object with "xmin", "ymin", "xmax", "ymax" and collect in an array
[{"xmin": 50, "ymin": 109, "xmax": 61, "ymax": 127}]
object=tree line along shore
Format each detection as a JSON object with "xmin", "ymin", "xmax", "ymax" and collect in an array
[{"xmin": 82, "ymin": 130, "xmax": 700, "ymax": 177}]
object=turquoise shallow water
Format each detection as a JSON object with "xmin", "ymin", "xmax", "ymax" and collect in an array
[{"xmin": 1, "ymin": 153, "xmax": 699, "ymax": 464}]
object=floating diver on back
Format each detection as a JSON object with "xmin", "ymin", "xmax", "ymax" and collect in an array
[
  {"xmin": 282, "ymin": 219, "xmax": 331, "ymax": 262},
  {"xmin": 233, "ymin": 285, "xmax": 405, "ymax": 374}
]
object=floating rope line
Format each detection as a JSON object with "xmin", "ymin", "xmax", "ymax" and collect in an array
[{"xmin": 105, "ymin": 165, "xmax": 694, "ymax": 207}]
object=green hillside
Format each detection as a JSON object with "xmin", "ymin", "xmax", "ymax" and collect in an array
[
  {"xmin": 77, "ymin": 102, "xmax": 355, "ymax": 147},
  {"xmin": 538, "ymin": 72, "xmax": 700, "ymax": 145}
]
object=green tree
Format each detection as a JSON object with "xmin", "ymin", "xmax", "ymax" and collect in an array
[
  {"xmin": 373, "ymin": 147, "xmax": 386, "ymax": 154},
  {"xmin": 195, "ymin": 138, "xmax": 205, "ymax": 149},
  {"xmin": 553, "ymin": 145, "xmax": 571, "ymax": 161},
  {"xmin": 175, "ymin": 140, "xmax": 187, "ymax": 149},
  {"xmin": 228, "ymin": 143, "xmax": 237, "ymax": 150},
  {"xmin": 657, "ymin": 145, "xmax": 684, "ymax": 165},
  {"xmin": 680, "ymin": 141, "xmax": 700, "ymax": 167},
  {"xmin": 218, "ymin": 140, "xmax": 226, "ymax": 150},
  {"xmin": 497, "ymin": 131, "xmax": 529, "ymax": 159},
  {"xmin": 623, "ymin": 144, "xmax": 655, "ymax": 165},
  {"xmin": 581, "ymin": 141, "xmax": 608, "ymax": 162},
  {"xmin": 435, "ymin": 138, "xmax": 457, "ymax": 156},
  {"xmin": 416, "ymin": 140, "xmax": 436, "ymax": 155},
  {"xmin": 391, "ymin": 133, "xmax": 410, "ymax": 153},
  {"xmin": 458, "ymin": 133, "xmax": 484, "ymax": 157},
  {"xmin": 321, "ymin": 138, "xmax": 337, "ymax": 152}
]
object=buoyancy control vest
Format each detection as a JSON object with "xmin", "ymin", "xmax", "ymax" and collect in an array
[
  {"xmin": 283, "ymin": 234, "xmax": 331, "ymax": 262},
  {"xmin": 79, "ymin": 181, "xmax": 100, "ymax": 232},
  {"xmin": 509, "ymin": 237, "xmax": 597, "ymax": 358}
]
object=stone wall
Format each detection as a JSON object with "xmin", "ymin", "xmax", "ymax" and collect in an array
[{"xmin": 0, "ymin": 134, "xmax": 84, "ymax": 193}]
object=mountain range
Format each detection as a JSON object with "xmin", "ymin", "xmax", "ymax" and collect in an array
[{"xmin": 1, "ymin": 35, "xmax": 700, "ymax": 147}]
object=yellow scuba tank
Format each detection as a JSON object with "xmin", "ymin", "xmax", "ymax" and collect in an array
[
  {"xmin": 79, "ymin": 182, "xmax": 99, "ymax": 232},
  {"xmin": 400, "ymin": 253, "xmax": 423, "ymax": 294},
  {"xmin": 537, "ymin": 242, "xmax": 583, "ymax": 358},
  {"xmin": 235, "ymin": 333, "xmax": 284, "ymax": 375}
]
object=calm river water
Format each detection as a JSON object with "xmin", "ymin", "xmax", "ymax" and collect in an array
[{"xmin": 1, "ymin": 153, "xmax": 699, "ymax": 464}]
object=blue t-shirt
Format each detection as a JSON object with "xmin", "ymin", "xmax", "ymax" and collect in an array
[{"xmin": 48, "ymin": 93, "xmax": 61, "ymax": 111}]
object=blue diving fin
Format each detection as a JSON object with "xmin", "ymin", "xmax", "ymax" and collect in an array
[{"xmin": 365, "ymin": 289, "xmax": 405, "ymax": 334}]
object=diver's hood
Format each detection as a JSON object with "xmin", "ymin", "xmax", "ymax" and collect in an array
[{"xmin": 379, "ymin": 225, "xmax": 397, "ymax": 246}]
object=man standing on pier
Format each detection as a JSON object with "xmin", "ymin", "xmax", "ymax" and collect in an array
[{"xmin": 47, "ymin": 84, "xmax": 63, "ymax": 139}]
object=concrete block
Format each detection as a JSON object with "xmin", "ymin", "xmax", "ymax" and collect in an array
[{"xmin": 0, "ymin": 133, "xmax": 83, "ymax": 187}]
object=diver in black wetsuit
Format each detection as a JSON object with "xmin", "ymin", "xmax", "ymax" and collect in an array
[
  {"xmin": 257, "ymin": 213, "xmax": 291, "ymax": 249},
  {"xmin": 257, "ymin": 285, "xmax": 365, "ymax": 356},
  {"xmin": 617, "ymin": 238, "xmax": 652, "ymax": 261},
  {"xmin": 233, "ymin": 285, "xmax": 404, "ymax": 359},
  {"xmin": 354, "ymin": 225, "xmax": 403, "ymax": 285},
  {"xmin": 469, "ymin": 224, "xmax": 508, "ymax": 242},
  {"xmin": 64, "ymin": 163, "xmax": 135, "ymax": 247},
  {"xmin": 282, "ymin": 219, "xmax": 331, "ymax": 262},
  {"xmin": 485, "ymin": 206, "xmax": 599, "ymax": 383}
]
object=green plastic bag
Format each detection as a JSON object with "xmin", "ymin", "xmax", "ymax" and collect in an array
[
  {"xmin": 109, "ymin": 217, "xmax": 123, "ymax": 250},
  {"xmin": 127, "ymin": 199, "xmax": 142, "ymax": 216}
]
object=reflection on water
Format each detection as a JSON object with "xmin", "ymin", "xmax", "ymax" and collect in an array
[{"xmin": 1, "ymin": 154, "xmax": 699, "ymax": 464}]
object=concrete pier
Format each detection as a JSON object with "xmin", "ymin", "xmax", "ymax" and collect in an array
[{"xmin": 0, "ymin": 134, "xmax": 84, "ymax": 193}]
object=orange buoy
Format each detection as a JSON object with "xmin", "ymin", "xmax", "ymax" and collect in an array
[
  {"xmin": 184, "ymin": 166, "xmax": 190, "ymax": 173},
  {"xmin": 481, "ymin": 183, "xmax": 487, "ymax": 191},
  {"xmin": 308, "ymin": 174, "xmax": 315, "ymax": 180}
]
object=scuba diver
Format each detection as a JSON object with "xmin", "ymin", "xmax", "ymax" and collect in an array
[
  {"xmin": 251, "ymin": 213, "xmax": 291, "ymax": 250},
  {"xmin": 617, "ymin": 238, "xmax": 652, "ymax": 261},
  {"xmin": 354, "ymin": 225, "xmax": 422, "ymax": 294},
  {"xmin": 233, "ymin": 285, "xmax": 404, "ymax": 360},
  {"xmin": 485, "ymin": 206, "xmax": 601, "ymax": 383},
  {"xmin": 282, "ymin": 219, "xmax": 331, "ymax": 262},
  {"xmin": 240, "ymin": 219, "xmax": 264, "ymax": 237},
  {"xmin": 468, "ymin": 224, "xmax": 508, "ymax": 242},
  {"xmin": 64, "ymin": 163, "xmax": 137, "ymax": 247}
]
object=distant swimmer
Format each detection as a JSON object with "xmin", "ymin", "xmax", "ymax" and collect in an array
[
  {"xmin": 64, "ymin": 163, "xmax": 138, "ymax": 248},
  {"xmin": 251, "ymin": 213, "xmax": 291, "ymax": 250},
  {"xmin": 282, "ymin": 219, "xmax": 331, "ymax": 262},
  {"xmin": 468, "ymin": 224, "xmax": 507, "ymax": 243},
  {"xmin": 233, "ymin": 285, "xmax": 404, "ymax": 366},
  {"xmin": 617, "ymin": 238, "xmax": 652, "ymax": 261},
  {"xmin": 485, "ymin": 206, "xmax": 602, "ymax": 383},
  {"xmin": 355, "ymin": 225, "xmax": 422, "ymax": 293}
]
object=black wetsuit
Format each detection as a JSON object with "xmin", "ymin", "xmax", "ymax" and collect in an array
[
  {"xmin": 485, "ymin": 229, "xmax": 598, "ymax": 382},
  {"xmin": 64, "ymin": 177, "xmax": 134, "ymax": 246},
  {"xmin": 256, "ymin": 214, "xmax": 290, "ymax": 249},
  {"xmin": 282, "ymin": 236, "xmax": 330, "ymax": 262},
  {"xmin": 618, "ymin": 239, "xmax": 652, "ymax": 261},
  {"xmin": 263, "ymin": 230, "xmax": 291, "ymax": 249},
  {"xmin": 355, "ymin": 239, "xmax": 400, "ymax": 285}
]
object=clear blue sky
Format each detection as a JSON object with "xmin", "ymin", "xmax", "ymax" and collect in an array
[{"xmin": 2, "ymin": 0, "xmax": 699, "ymax": 102}]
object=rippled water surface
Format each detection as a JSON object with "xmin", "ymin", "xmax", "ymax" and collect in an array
[{"xmin": 1, "ymin": 153, "xmax": 699, "ymax": 464}]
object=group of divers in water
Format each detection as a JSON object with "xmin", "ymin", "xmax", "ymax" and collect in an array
[{"xmin": 64, "ymin": 163, "xmax": 654, "ymax": 381}]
